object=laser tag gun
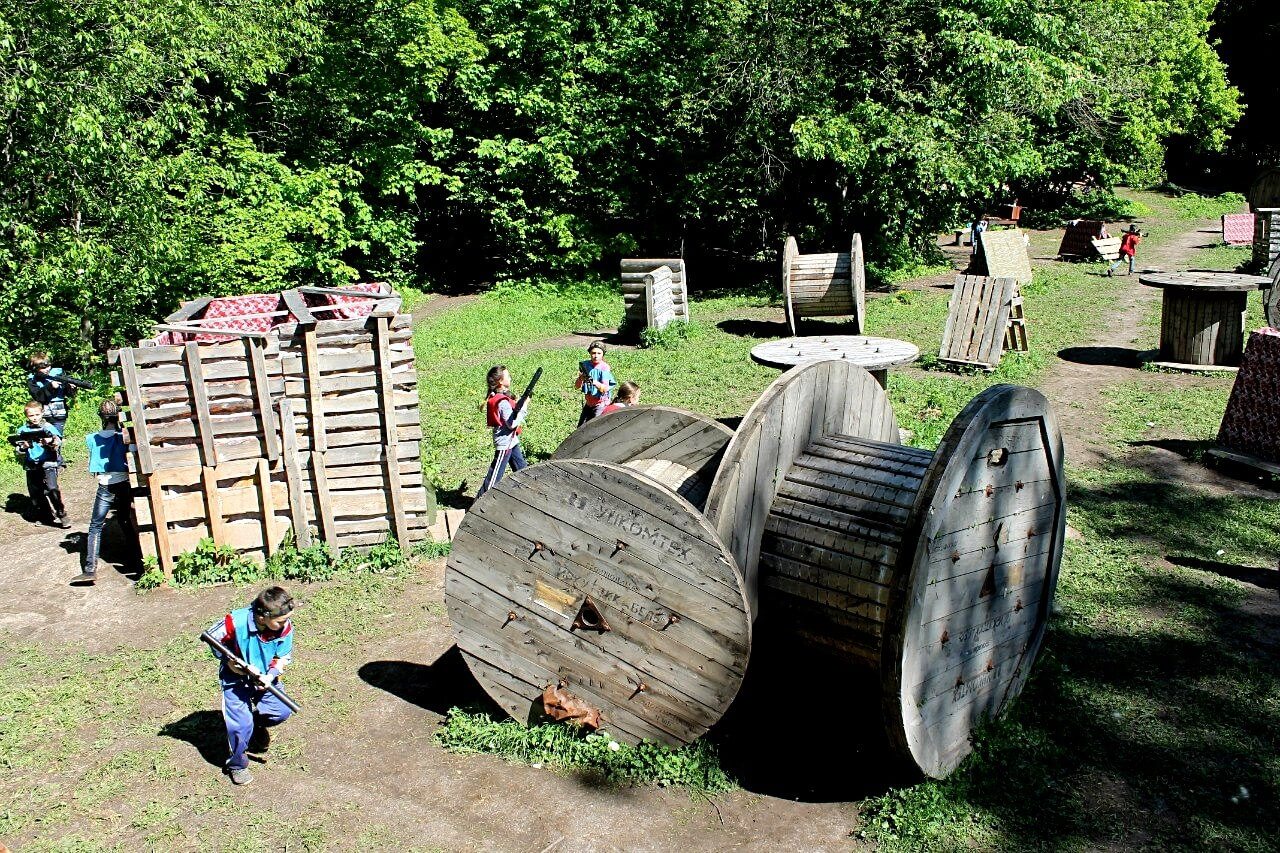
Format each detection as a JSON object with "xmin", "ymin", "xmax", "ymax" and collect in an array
[
  {"xmin": 199, "ymin": 630, "xmax": 302, "ymax": 713},
  {"xmin": 7, "ymin": 426, "xmax": 58, "ymax": 447},
  {"xmin": 47, "ymin": 374, "xmax": 95, "ymax": 391},
  {"xmin": 479, "ymin": 367, "xmax": 544, "ymax": 497}
]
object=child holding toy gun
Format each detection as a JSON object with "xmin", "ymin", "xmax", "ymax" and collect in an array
[
  {"xmin": 27, "ymin": 352, "xmax": 93, "ymax": 436},
  {"xmin": 476, "ymin": 365, "xmax": 533, "ymax": 499},
  {"xmin": 10, "ymin": 401, "xmax": 69, "ymax": 528},
  {"xmin": 574, "ymin": 341, "xmax": 616, "ymax": 425}
]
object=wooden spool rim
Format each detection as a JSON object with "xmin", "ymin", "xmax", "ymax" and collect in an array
[
  {"xmin": 703, "ymin": 359, "xmax": 899, "ymax": 615},
  {"xmin": 882, "ymin": 384, "xmax": 1066, "ymax": 778},
  {"xmin": 551, "ymin": 406, "xmax": 732, "ymax": 466},
  {"xmin": 446, "ymin": 458, "xmax": 751, "ymax": 747}
]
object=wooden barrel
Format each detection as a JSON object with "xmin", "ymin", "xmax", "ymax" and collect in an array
[
  {"xmin": 705, "ymin": 360, "xmax": 1066, "ymax": 778},
  {"xmin": 446, "ymin": 458, "xmax": 751, "ymax": 747},
  {"xmin": 782, "ymin": 235, "xmax": 866, "ymax": 335},
  {"xmin": 551, "ymin": 406, "xmax": 732, "ymax": 509}
]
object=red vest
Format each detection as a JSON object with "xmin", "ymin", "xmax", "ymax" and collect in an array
[{"xmin": 486, "ymin": 392, "xmax": 521, "ymax": 432}]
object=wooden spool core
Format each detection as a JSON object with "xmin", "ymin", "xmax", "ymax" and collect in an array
[
  {"xmin": 446, "ymin": 459, "xmax": 751, "ymax": 747},
  {"xmin": 707, "ymin": 360, "xmax": 1066, "ymax": 778},
  {"xmin": 551, "ymin": 406, "xmax": 732, "ymax": 510}
]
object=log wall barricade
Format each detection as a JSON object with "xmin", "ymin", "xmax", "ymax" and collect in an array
[
  {"xmin": 1253, "ymin": 209, "xmax": 1280, "ymax": 271},
  {"xmin": 109, "ymin": 284, "xmax": 432, "ymax": 574},
  {"xmin": 781, "ymin": 234, "xmax": 866, "ymax": 335},
  {"xmin": 620, "ymin": 258, "xmax": 690, "ymax": 334}
]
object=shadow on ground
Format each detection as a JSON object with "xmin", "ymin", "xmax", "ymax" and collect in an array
[
  {"xmin": 359, "ymin": 645, "xmax": 502, "ymax": 718},
  {"xmin": 1166, "ymin": 555, "xmax": 1280, "ymax": 591},
  {"xmin": 1057, "ymin": 346, "xmax": 1146, "ymax": 368},
  {"xmin": 159, "ymin": 711, "xmax": 227, "ymax": 768},
  {"xmin": 716, "ymin": 318, "xmax": 787, "ymax": 339}
]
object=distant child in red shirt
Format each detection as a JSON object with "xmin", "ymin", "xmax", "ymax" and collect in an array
[
  {"xmin": 1107, "ymin": 224, "xmax": 1143, "ymax": 276},
  {"xmin": 601, "ymin": 381, "xmax": 639, "ymax": 415},
  {"xmin": 477, "ymin": 364, "xmax": 529, "ymax": 498},
  {"xmin": 574, "ymin": 341, "xmax": 617, "ymax": 425}
]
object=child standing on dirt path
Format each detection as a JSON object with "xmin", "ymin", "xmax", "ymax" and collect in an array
[
  {"xmin": 12, "ymin": 400, "xmax": 69, "ymax": 528},
  {"xmin": 575, "ymin": 341, "xmax": 616, "ymax": 426},
  {"xmin": 476, "ymin": 365, "xmax": 529, "ymax": 499},
  {"xmin": 205, "ymin": 587, "xmax": 297, "ymax": 786},
  {"xmin": 602, "ymin": 381, "xmax": 639, "ymax": 415},
  {"xmin": 1107, "ymin": 224, "xmax": 1143, "ymax": 276},
  {"xmin": 26, "ymin": 352, "xmax": 77, "ymax": 437},
  {"xmin": 74, "ymin": 399, "xmax": 141, "ymax": 586}
]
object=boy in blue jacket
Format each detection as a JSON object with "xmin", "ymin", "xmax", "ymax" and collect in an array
[
  {"xmin": 74, "ymin": 399, "xmax": 140, "ymax": 585},
  {"xmin": 13, "ymin": 400, "xmax": 69, "ymax": 528},
  {"xmin": 205, "ymin": 587, "xmax": 297, "ymax": 785}
]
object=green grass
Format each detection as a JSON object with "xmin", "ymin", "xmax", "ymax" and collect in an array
[{"xmin": 1101, "ymin": 382, "xmax": 1231, "ymax": 449}]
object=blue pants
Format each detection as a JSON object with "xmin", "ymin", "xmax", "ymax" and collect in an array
[
  {"xmin": 221, "ymin": 681, "xmax": 293, "ymax": 770},
  {"xmin": 84, "ymin": 481, "xmax": 138, "ymax": 574},
  {"xmin": 1108, "ymin": 253, "xmax": 1135, "ymax": 275},
  {"xmin": 477, "ymin": 443, "xmax": 527, "ymax": 498}
]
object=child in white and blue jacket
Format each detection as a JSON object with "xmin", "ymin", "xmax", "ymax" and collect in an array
[{"xmin": 205, "ymin": 587, "xmax": 296, "ymax": 786}]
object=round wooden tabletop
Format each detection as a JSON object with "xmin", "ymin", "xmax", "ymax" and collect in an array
[
  {"xmin": 1137, "ymin": 271, "xmax": 1272, "ymax": 292},
  {"xmin": 750, "ymin": 335, "xmax": 920, "ymax": 371}
]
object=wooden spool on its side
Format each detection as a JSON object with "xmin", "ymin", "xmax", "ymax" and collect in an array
[
  {"xmin": 551, "ymin": 406, "xmax": 733, "ymax": 509},
  {"xmin": 705, "ymin": 360, "xmax": 1066, "ymax": 778},
  {"xmin": 445, "ymin": 459, "xmax": 751, "ymax": 747},
  {"xmin": 782, "ymin": 235, "xmax": 866, "ymax": 336}
]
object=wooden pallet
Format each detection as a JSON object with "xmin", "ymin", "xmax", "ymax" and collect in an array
[
  {"xmin": 1091, "ymin": 237, "xmax": 1122, "ymax": 261},
  {"xmin": 939, "ymin": 275, "xmax": 1017, "ymax": 369},
  {"xmin": 1005, "ymin": 285, "xmax": 1029, "ymax": 352}
]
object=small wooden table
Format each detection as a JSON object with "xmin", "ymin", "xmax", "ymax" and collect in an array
[
  {"xmin": 1138, "ymin": 271, "xmax": 1272, "ymax": 371},
  {"xmin": 750, "ymin": 335, "xmax": 919, "ymax": 386}
]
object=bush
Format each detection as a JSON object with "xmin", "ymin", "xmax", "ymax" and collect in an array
[{"xmin": 638, "ymin": 320, "xmax": 703, "ymax": 350}]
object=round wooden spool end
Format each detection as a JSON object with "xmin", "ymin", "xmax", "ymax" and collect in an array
[
  {"xmin": 445, "ymin": 459, "xmax": 751, "ymax": 747},
  {"xmin": 704, "ymin": 359, "xmax": 898, "ymax": 613},
  {"xmin": 885, "ymin": 385, "xmax": 1066, "ymax": 778},
  {"xmin": 551, "ymin": 406, "xmax": 733, "ymax": 510}
]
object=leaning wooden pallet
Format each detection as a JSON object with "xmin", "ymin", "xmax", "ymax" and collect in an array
[
  {"xmin": 938, "ymin": 274, "xmax": 1018, "ymax": 369},
  {"xmin": 109, "ymin": 285, "xmax": 432, "ymax": 576}
]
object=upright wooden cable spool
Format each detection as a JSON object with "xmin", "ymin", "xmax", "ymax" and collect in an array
[
  {"xmin": 782, "ymin": 234, "xmax": 867, "ymax": 335},
  {"xmin": 447, "ymin": 410, "xmax": 751, "ymax": 746},
  {"xmin": 704, "ymin": 359, "xmax": 1066, "ymax": 778}
]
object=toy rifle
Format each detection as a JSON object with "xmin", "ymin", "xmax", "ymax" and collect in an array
[
  {"xmin": 7, "ymin": 426, "xmax": 57, "ymax": 446},
  {"xmin": 199, "ymin": 630, "xmax": 302, "ymax": 713},
  {"xmin": 49, "ymin": 374, "xmax": 95, "ymax": 391},
  {"xmin": 478, "ymin": 367, "xmax": 543, "ymax": 498}
]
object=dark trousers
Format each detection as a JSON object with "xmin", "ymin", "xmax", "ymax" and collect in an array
[
  {"xmin": 84, "ymin": 480, "xmax": 139, "ymax": 574},
  {"xmin": 25, "ymin": 465, "xmax": 65, "ymax": 520},
  {"xmin": 477, "ymin": 444, "xmax": 528, "ymax": 498}
]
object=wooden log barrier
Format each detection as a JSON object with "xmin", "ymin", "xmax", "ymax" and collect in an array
[
  {"xmin": 445, "ymin": 456, "xmax": 752, "ymax": 748},
  {"xmin": 703, "ymin": 359, "xmax": 1066, "ymax": 778}
]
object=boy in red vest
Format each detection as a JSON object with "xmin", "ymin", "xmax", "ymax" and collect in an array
[
  {"xmin": 205, "ymin": 587, "xmax": 296, "ymax": 785},
  {"xmin": 1107, "ymin": 224, "xmax": 1143, "ymax": 276},
  {"xmin": 476, "ymin": 364, "xmax": 529, "ymax": 498}
]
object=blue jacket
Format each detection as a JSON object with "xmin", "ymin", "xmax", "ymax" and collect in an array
[
  {"xmin": 208, "ymin": 606, "xmax": 294, "ymax": 687},
  {"xmin": 16, "ymin": 421, "xmax": 61, "ymax": 468},
  {"xmin": 85, "ymin": 429, "xmax": 127, "ymax": 474}
]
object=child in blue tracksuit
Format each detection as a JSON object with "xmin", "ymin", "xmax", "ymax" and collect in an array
[
  {"xmin": 205, "ymin": 587, "xmax": 296, "ymax": 785},
  {"xmin": 75, "ymin": 399, "xmax": 140, "ymax": 585},
  {"xmin": 13, "ymin": 400, "xmax": 69, "ymax": 528}
]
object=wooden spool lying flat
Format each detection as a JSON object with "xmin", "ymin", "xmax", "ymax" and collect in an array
[
  {"xmin": 706, "ymin": 359, "xmax": 1065, "ymax": 778},
  {"xmin": 446, "ymin": 459, "xmax": 750, "ymax": 747},
  {"xmin": 551, "ymin": 406, "xmax": 733, "ymax": 509}
]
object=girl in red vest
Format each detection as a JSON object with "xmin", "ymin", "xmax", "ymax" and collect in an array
[{"xmin": 476, "ymin": 365, "xmax": 529, "ymax": 498}]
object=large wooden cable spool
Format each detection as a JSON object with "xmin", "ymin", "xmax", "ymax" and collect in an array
[
  {"xmin": 445, "ymin": 457, "xmax": 751, "ymax": 747},
  {"xmin": 550, "ymin": 406, "xmax": 732, "ymax": 509},
  {"xmin": 782, "ymin": 234, "xmax": 867, "ymax": 336},
  {"xmin": 705, "ymin": 359, "xmax": 1066, "ymax": 778}
]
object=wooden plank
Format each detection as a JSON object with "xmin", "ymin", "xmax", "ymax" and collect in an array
[
  {"xmin": 375, "ymin": 315, "xmax": 409, "ymax": 548},
  {"xmin": 148, "ymin": 471, "xmax": 174, "ymax": 576},
  {"xmin": 303, "ymin": 327, "xmax": 327, "ymax": 453},
  {"xmin": 310, "ymin": 450, "xmax": 338, "ymax": 549},
  {"xmin": 782, "ymin": 236, "xmax": 798, "ymax": 335},
  {"xmin": 119, "ymin": 348, "xmax": 155, "ymax": 475},
  {"xmin": 278, "ymin": 397, "xmax": 312, "ymax": 548},
  {"xmin": 257, "ymin": 458, "xmax": 280, "ymax": 556},
  {"xmin": 164, "ymin": 296, "xmax": 213, "ymax": 324},
  {"xmin": 184, "ymin": 342, "xmax": 217, "ymax": 466},
  {"xmin": 202, "ymin": 465, "xmax": 227, "ymax": 546},
  {"xmin": 246, "ymin": 337, "xmax": 280, "ymax": 461},
  {"xmin": 281, "ymin": 289, "xmax": 316, "ymax": 325},
  {"xmin": 154, "ymin": 324, "xmax": 271, "ymax": 340}
]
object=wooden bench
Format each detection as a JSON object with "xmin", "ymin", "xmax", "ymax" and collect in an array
[
  {"xmin": 781, "ymin": 234, "xmax": 866, "ymax": 335},
  {"xmin": 939, "ymin": 274, "xmax": 1018, "ymax": 369},
  {"xmin": 621, "ymin": 258, "xmax": 690, "ymax": 333}
]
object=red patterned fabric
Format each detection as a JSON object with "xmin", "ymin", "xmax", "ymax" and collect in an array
[
  {"xmin": 307, "ymin": 282, "xmax": 388, "ymax": 320},
  {"xmin": 1222, "ymin": 213, "xmax": 1255, "ymax": 245},
  {"xmin": 1217, "ymin": 328, "xmax": 1280, "ymax": 464}
]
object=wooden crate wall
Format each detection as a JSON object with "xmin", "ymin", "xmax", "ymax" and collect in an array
[{"xmin": 111, "ymin": 307, "xmax": 428, "ymax": 574}]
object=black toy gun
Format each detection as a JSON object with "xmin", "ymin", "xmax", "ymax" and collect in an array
[
  {"xmin": 8, "ymin": 426, "xmax": 57, "ymax": 446},
  {"xmin": 50, "ymin": 374, "xmax": 95, "ymax": 391},
  {"xmin": 199, "ymin": 630, "xmax": 302, "ymax": 713},
  {"xmin": 505, "ymin": 367, "xmax": 543, "ymax": 429}
]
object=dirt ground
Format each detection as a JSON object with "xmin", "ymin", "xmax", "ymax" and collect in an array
[{"xmin": 2, "ymin": 210, "xmax": 1276, "ymax": 851}]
